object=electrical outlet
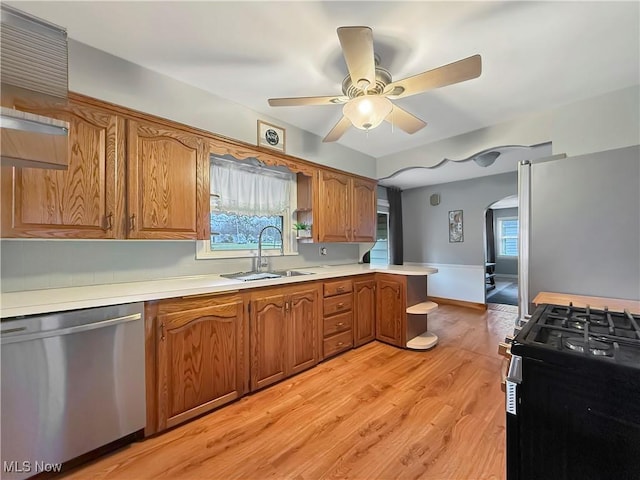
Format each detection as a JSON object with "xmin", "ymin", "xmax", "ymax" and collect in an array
[{"xmin": 319, "ymin": 246, "xmax": 327, "ymax": 256}]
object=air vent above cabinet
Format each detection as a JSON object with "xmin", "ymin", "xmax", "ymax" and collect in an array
[
  {"xmin": 0, "ymin": 4, "xmax": 69, "ymax": 169},
  {"xmin": 1, "ymin": 4, "xmax": 68, "ymax": 102}
]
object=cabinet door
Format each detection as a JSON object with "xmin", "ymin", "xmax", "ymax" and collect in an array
[
  {"xmin": 250, "ymin": 293, "xmax": 287, "ymax": 391},
  {"xmin": 351, "ymin": 178, "xmax": 377, "ymax": 242},
  {"xmin": 288, "ymin": 288, "xmax": 318, "ymax": 375},
  {"xmin": 127, "ymin": 120, "xmax": 205, "ymax": 239},
  {"xmin": 157, "ymin": 299, "xmax": 245, "ymax": 430},
  {"xmin": 317, "ymin": 170, "xmax": 351, "ymax": 242},
  {"xmin": 1, "ymin": 103, "xmax": 124, "ymax": 238},
  {"xmin": 354, "ymin": 277, "xmax": 376, "ymax": 346},
  {"xmin": 376, "ymin": 277, "xmax": 404, "ymax": 347}
]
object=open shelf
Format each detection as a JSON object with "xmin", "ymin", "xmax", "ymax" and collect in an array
[
  {"xmin": 406, "ymin": 301, "xmax": 439, "ymax": 315},
  {"xmin": 406, "ymin": 331, "xmax": 439, "ymax": 350}
]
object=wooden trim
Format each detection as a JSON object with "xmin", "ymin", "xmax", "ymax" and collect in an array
[
  {"xmin": 428, "ymin": 296, "xmax": 487, "ymax": 311},
  {"xmin": 144, "ymin": 301, "xmax": 159, "ymax": 437},
  {"xmin": 165, "ymin": 392, "xmax": 240, "ymax": 430},
  {"xmin": 69, "ymin": 92, "xmax": 377, "ymax": 183},
  {"xmin": 533, "ymin": 291, "xmax": 640, "ymax": 315}
]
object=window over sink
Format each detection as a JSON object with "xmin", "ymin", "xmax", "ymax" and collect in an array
[{"xmin": 196, "ymin": 156, "xmax": 298, "ymax": 259}]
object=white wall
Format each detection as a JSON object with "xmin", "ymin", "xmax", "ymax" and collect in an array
[
  {"xmin": 552, "ymin": 86, "xmax": 640, "ymax": 157},
  {"xmin": 402, "ymin": 172, "xmax": 518, "ymax": 303},
  {"xmin": 530, "ymin": 145, "xmax": 640, "ymax": 301},
  {"xmin": 0, "ymin": 241, "xmax": 359, "ymax": 293},
  {"xmin": 376, "ymin": 85, "xmax": 640, "ymax": 179}
]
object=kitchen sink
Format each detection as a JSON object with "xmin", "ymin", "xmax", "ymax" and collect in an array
[
  {"xmin": 270, "ymin": 269, "xmax": 314, "ymax": 277},
  {"xmin": 220, "ymin": 270, "xmax": 314, "ymax": 282}
]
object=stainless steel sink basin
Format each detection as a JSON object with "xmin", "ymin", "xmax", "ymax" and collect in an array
[
  {"xmin": 221, "ymin": 270, "xmax": 314, "ymax": 281},
  {"xmin": 271, "ymin": 269, "xmax": 313, "ymax": 277}
]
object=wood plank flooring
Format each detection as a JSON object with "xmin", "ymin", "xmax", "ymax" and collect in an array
[{"xmin": 62, "ymin": 305, "xmax": 515, "ymax": 480}]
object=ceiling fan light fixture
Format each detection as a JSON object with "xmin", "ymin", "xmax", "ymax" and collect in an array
[{"xmin": 343, "ymin": 95, "xmax": 392, "ymax": 131}]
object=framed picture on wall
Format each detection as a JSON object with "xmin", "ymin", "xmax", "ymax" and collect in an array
[
  {"xmin": 449, "ymin": 210, "xmax": 464, "ymax": 243},
  {"xmin": 257, "ymin": 120, "xmax": 286, "ymax": 153}
]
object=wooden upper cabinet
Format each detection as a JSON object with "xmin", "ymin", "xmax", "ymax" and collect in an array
[
  {"xmin": 354, "ymin": 276, "xmax": 376, "ymax": 347},
  {"xmin": 317, "ymin": 170, "xmax": 351, "ymax": 242},
  {"xmin": 315, "ymin": 169, "xmax": 377, "ymax": 243},
  {"xmin": 375, "ymin": 275, "xmax": 405, "ymax": 347},
  {"xmin": 127, "ymin": 120, "xmax": 206, "ymax": 239},
  {"xmin": 155, "ymin": 294, "xmax": 247, "ymax": 431},
  {"xmin": 1, "ymin": 103, "xmax": 125, "ymax": 238},
  {"xmin": 351, "ymin": 178, "xmax": 377, "ymax": 242}
]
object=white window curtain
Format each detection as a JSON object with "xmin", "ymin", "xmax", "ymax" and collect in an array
[{"xmin": 210, "ymin": 157, "xmax": 293, "ymax": 216}]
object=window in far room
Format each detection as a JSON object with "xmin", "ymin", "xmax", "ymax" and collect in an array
[
  {"xmin": 497, "ymin": 217, "xmax": 519, "ymax": 257},
  {"xmin": 370, "ymin": 199, "xmax": 390, "ymax": 265},
  {"xmin": 196, "ymin": 156, "xmax": 297, "ymax": 259}
]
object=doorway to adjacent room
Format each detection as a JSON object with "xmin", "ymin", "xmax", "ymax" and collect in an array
[{"xmin": 485, "ymin": 195, "xmax": 519, "ymax": 308}]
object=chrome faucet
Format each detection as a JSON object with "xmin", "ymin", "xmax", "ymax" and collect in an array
[{"xmin": 257, "ymin": 225, "xmax": 284, "ymax": 272}]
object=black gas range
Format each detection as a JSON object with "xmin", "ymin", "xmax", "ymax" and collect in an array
[{"xmin": 506, "ymin": 303, "xmax": 640, "ymax": 480}]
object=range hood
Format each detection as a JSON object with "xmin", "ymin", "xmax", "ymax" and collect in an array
[{"xmin": 1, "ymin": 4, "xmax": 69, "ymax": 169}]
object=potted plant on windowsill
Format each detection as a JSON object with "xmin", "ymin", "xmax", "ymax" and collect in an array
[{"xmin": 293, "ymin": 222, "xmax": 312, "ymax": 238}]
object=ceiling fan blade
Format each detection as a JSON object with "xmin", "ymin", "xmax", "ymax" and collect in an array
[
  {"xmin": 323, "ymin": 115, "xmax": 352, "ymax": 142},
  {"xmin": 385, "ymin": 105, "xmax": 427, "ymax": 134},
  {"xmin": 268, "ymin": 95, "xmax": 348, "ymax": 107},
  {"xmin": 384, "ymin": 54, "xmax": 482, "ymax": 99},
  {"xmin": 337, "ymin": 26, "xmax": 376, "ymax": 90}
]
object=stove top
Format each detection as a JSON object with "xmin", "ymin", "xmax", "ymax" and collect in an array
[{"xmin": 512, "ymin": 303, "xmax": 640, "ymax": 371}]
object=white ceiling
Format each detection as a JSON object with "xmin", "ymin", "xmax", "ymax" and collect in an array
[{"xmin": 9, "ymin": 1, "xmax": 640, "ymax": 174}]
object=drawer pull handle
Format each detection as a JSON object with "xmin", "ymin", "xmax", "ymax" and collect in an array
[
  {"xmin": 337, "ymin": 303, "xmax": 344, "ymax": 308},
  {"xmin": 337, "ymin": 287, "xmax": 344, "ymax": 292},
  {"xmin": 336, "ymin": 322, "xmax": 344, "ymax": 327},
  {"xmin": 337, "ymin": 342, "xmax": 344, "ymax": 347}
]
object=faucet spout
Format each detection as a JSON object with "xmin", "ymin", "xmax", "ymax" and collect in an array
[{"xmin": 257, "ymin": 225, "xmax": 284, "ymax": 273}]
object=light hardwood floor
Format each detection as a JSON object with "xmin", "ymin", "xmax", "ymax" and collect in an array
[{"xmin": 63, "ymin": 305, "xmax": 515, "ymax": 480}]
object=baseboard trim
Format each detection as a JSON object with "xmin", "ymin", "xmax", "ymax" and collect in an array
[{"xmin": 428, "ymin": 296, "xmax": 487, "ymax": 311}]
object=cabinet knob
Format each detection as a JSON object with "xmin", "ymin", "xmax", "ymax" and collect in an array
[
  {"xmin": 336, "ymin": 322, "xmax": 344, "ymax": 327},
  {"xmin": 337, "ymin": 303, "xmax": 344, "ymax": 309},
  {"xmin": 337, "ymin": 287, "xmax": 344, "ymax": 293},
  {"xmin": 337, "ymin": 342, "xmax": 344, "ymax": 347}
]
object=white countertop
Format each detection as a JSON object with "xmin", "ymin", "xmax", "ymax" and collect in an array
[{"xmin": 0, "ymin": 263, "xmax": 437, "ymax": 318}]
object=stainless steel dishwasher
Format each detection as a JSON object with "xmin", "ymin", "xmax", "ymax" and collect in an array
[{"xmin": 1, "ymin": 302, "xmax": 146, "ymax": 480}]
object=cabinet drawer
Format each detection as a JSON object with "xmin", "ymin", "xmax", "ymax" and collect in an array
[
  {"xmin": 323, "ymin": 311, "xmax": 352, "ymax": 337},
  {"xmin": 323, "ymin": 293, "xmax": 353, "ymax": 317},
  {"xmin": 323, "ymin": 330, "xmax": 353, "ymax": 358},
  {"xmin": 323, "ymin": 279, "xmax": 353, "ymax": 297}
]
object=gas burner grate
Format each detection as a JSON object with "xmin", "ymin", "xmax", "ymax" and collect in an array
[{"xmin": 520, "ymin": 303, "xmax": 640, "ymax": 369}]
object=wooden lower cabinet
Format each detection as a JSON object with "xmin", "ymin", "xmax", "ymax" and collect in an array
[
  {"xmin": 289, "ymin": 289, "xmax": 319, "ymax": 375},
  {"xmin": 354, "ymin": 276, "xmax": 376, "ymax": 346},
  {"xmin": 250, "ymin": 284, "xmax": 320, "ymax": 391},
  {"xmin": 375, "ymin": 274, "xmax": 405, "ymax": 347},
  {"xmin": 150, "ymin": 293, "xmax": 247, "ymax": 432}
]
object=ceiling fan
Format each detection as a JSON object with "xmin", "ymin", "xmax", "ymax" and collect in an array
[{"xmin": 268, "ymin": 26, "xmax": 482, "ymax": 143}]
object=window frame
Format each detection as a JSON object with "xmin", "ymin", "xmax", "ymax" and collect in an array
[
  {"xmin": 497, "ymin": 216, "xmax": 519, "ymax": 258},
  {"xmin": 196, "ymin": 160, "xmax": 299, "ymax": 260}
]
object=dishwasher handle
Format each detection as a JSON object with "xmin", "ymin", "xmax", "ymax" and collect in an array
[{"xmin": 1, "ymin": 313, "xmax": 142, "ymax": 345}]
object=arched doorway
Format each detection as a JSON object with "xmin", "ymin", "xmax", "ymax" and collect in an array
[{"xmin": 484, "ymin": 195, "xmax": 519, "ymax": 307}]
